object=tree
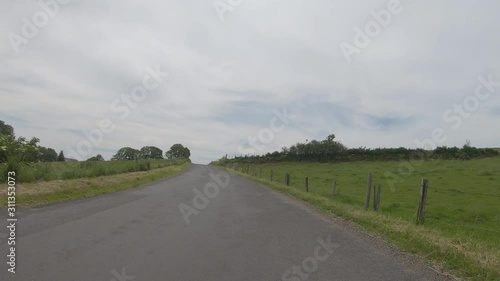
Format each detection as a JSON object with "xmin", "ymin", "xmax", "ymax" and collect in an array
[
  {"xmin": 165, "ymin": 144, "xmax": 190, "ymax": 159},
  {"xmin": 38, "ymin": 146, "xmax": 58, "ymax": 162},
  {"xmin": 112, "ymin": 147, "xmax": 140, "ymax": 160},
  {"xmin": 464, "ymin": 139, "xmax": 472, "ymax": 148},
  {"xmin": 0, "ymin": 135, "xmax": 13, "ymax": 163},
  {"xmin": 326, "ymin": 134, "xmax": 336, "ymax": 143},
  {"xmin": 21, "ymin": 137, "xmax": 41, "ymax": 162},
  {"xmin": 0, "ymin": 121, "xmax": 15, "ymax": 163},
  {"xmin": 139, "ymin": 146, "xmax": 163, "ymax": 159},
  {"xmin": 57, "ymin": 150, "xmax": 65, "ymax": 162},
  {"xmin": 87, "ymin": 154, "xmax": 104, "ymax": 161},
  {"xmin": 0, "ymin": 120, "xmax": 14, "ymax": 139},
  {"xmin": 0, "ymin": 136, "xmax": 41, "ymax": 163},
  {"xmin": 0, "ymin": 120, "xmax": 57, "ymax": 163}
]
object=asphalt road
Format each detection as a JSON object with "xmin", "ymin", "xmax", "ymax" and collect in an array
[{"xmin": 0, "ymin": 164, "xmax": 449, "ymax": 281}]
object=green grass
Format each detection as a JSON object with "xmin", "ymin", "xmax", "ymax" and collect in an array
[
  {"xmin": 216, "ymin": 158, "xmax": 500, "ymax": 280},
  {"xmin": 0, "ymin": 159, "xmax": 189, "ymax": 183},
  {"xmin": 0, "ymin": 161, "xmax": 191, "ymax": 207}
]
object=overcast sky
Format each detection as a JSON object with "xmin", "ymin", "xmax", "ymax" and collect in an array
[{"xmin": 1, "ymin": 0, "xmax": 499, "ymax": 164}]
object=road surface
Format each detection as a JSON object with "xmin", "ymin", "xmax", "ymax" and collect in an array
[{"xmin": 0, "ymin": 164, "xmax": 450, "ymax": 281}]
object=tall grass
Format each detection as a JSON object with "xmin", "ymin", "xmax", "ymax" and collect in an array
[{"xmin": 0, "ymin": 159, "xmax": 189, "ymax": 183}]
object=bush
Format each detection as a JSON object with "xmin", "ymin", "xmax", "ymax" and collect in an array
[{"xmin": 220, "ymin": 137, "xmax": 499, "ymax": 165}]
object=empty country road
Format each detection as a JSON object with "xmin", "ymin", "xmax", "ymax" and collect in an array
[{"xmin": 0, "ymin": 164, "xmax": 450, "ymax": 281}]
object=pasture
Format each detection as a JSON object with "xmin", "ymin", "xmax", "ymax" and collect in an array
[{"xmin": 219, "ymin": 157, "xmax": 500, "ymax": 280}]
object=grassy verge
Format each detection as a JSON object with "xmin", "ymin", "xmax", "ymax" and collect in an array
[
  {"xmin": 216, "ymin": 164, "xmax": 500, "ymax": 281},
  {"xmin": 1, "ymin": 161, "xmax": 191, "ymax": 207}
]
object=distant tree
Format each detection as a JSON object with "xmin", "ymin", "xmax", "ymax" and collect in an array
[
  {"xmin": 39, "ymin": 147, "xmax": 58, "ymax": 162},
  {"xmin": 0, "ymin": 121, "xmax": 16, "ymax": 163},
  {"xmin": 0, "ymin": 135, "xmax": 13, "ymax": 163},
  {"xmin": 112, "ymin": 147, "xmax": 140, "ymax": 160},
  {"xmin": 1, "ymin": 136, "xmax": 41, "ymax": 162},
  {"xmin": 57, "ymin": 150, "xmax": 65, "ymax": 162},
  {"xmin": 165, "ymin": 144, "xmax": 191, "ymax": 159},
  {"xmin": 21, "ymin": 137, "xmax": 41, "ymax": 162},
  {"xmin": 326, "ymin": 134, "xmax": 336, "ymax": 143},
  {"xmin": 139, "ymin": 146, "xmax": 163, "ymax": 159},
  {"xmin": 0, "ymin": 120, "xmax": 14, "ymax": 138},
  {"xmin": 0, "ymin": 120, "xmax": 57, "ymax": 163},
  {"xmin": 464, "ymin": 139, "xmax": 472, "ymax": 148},
  {"xmin": 87, "ymin": 154, "xmax": 104, "ymax": 161}
]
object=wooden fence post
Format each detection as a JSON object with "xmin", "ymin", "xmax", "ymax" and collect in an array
[
  {"xmin": 416, "ymin": 179, "xmax": 429, "ymax": 224},
  {"xmin": 374, "ymin": 184, "xmax": 381, "ymax": 211},
  {"xmin": 305, "ymin": 177, "xmax": 309, "ymax": 192},
  {"xmin": 332, "ymin": 181, "xmax": 337, "ymax": 200},
  {"xmin": 364, "ymin": 173, "xmax": 372, "ymax": 211},
  {"xmin": 285, "ymin": 173, "xmax": 290, "ymax": 186},
  {"xmin": 271, "ymin": 169, "xmax": 274, "ymax": 181}
]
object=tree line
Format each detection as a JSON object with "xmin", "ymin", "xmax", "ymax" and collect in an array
[
  {"xmin": 111, "ymin": 144, "xmax": 190, "ymax": 161},
  {"xmin": 0, "ymin": 120, "xmax": 191, "ymax": 164},
  {"xmin": 219, "ymin": 134, "xmax": 498, "ymax": 163},
  {"xmin": 0, "ymin": 120, "xmax": 66, "ymax": 163}
]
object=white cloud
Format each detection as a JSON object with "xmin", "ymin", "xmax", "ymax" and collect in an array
[{"xmin": 1, "ymin": 0, "xmax": 499, "ymax": 163}]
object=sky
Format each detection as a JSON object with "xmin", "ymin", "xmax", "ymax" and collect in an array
[{"xmin": 1, "ymin": 0, "xmax": 499, "ymax": 164}]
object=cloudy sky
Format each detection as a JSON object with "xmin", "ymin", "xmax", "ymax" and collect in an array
[{"xmin": 1, "ymin": 0, "xmax": 499, "ymax": 164}]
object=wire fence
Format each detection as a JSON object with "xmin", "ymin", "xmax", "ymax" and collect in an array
[{"xmin": 221, "ymin": 162, "xmax": 500, "ymax": 239}]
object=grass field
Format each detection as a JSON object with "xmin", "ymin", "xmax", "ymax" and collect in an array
[
  {"xmin": 217, "ymin": 157, "xmax": 500, "ymax": 280},
  {"xmin": 0, "ymin": 159, "xmax": 188, "ymax": 183},
  {"xmin": 0, "ymin": 159, "xmax": 191, "ymax": 207}
]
